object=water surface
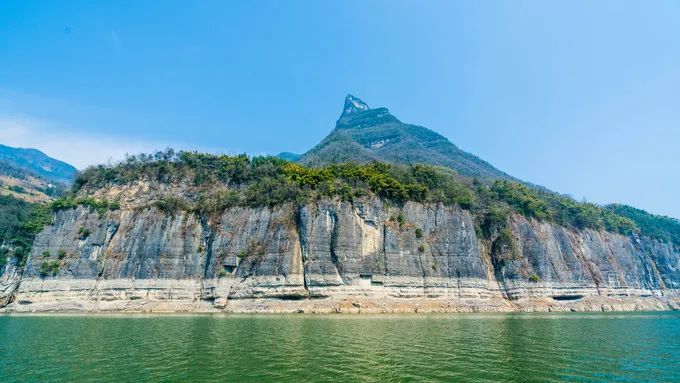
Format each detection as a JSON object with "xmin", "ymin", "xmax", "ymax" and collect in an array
[{"xmin": 1, "ymin": 312, "xmax": 678, "ymax": 382}]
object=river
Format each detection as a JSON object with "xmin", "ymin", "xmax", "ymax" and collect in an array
[{"xmin": 1, "ymin": 312, "xmax": 678, "ymax": 382}]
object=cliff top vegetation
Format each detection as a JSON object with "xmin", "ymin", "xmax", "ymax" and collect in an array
[{"xmin": 55, "ymin": 150, "xmax": 680, "ymax": 246}]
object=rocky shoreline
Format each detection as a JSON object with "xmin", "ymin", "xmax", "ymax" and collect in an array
[
  {"xmin": 2, "ymin": 277, "xmax": 678, "ymax": 314},
  {"xmin": 3, "ymin": 295, "xmax": 678, "ymax": 314}
]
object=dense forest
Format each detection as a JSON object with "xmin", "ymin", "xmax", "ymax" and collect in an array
[
  {"xmin": 65, "ymin": 150, "xmax": 679, "ymax": 246},
  {"xmin": 606, "ymin": 204, "xmax": 680, "ymax": 245}
]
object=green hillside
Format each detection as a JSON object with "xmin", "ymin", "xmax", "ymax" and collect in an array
[
  {"xmin": 606, "ymin": 204, "xmax": 680, "ymax": 245},
  {"xmin": 0, "ymin": 144, "xmax": 77, "ymax": 185},
  {"xmin": 299, "ymin": 95, "xmax": 514, "ymax": 181}
]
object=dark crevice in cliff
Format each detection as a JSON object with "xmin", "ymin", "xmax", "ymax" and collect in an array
[
  {"xmin": 90, "ymin": 218, "xmax": 119, "ymax": 301},
  {"xmin": 294, "ymin": 206, "xmax": 309, "ymax": 293},
  {"xmin": 382, "ymin": 223, "xmax": 389, "ymax": 276},
  {"xmin": 199, "ymin": 215, "xmax": 216, "ymax": 298},
  {"xmin": 477, "ymin": 214, "xmax": 514, "ymax": 299},
  {"xmin": 129, "ymin": 210, "xmax": 148, "ymax": 279},
  {"xmin": 152, "ymin": 215, "xmax": 170, "ymax": 278},
  {"xmin": 179, "ymin": 222, "xmax": 192, "ymax": 280},
  {"xmin": 485, "ymin": 231, "xmax": 513, "ymax": 299},
  {"xmin": 329, "ymin": 210, "xmax": 347, "ymax": 284},
  {"xmin": 417, "ymin": 248, "xmax": 428, "ymax": 297},
  {"xmin": 489, "ymin": 257, "xmax": 511, "ymax": 299}
]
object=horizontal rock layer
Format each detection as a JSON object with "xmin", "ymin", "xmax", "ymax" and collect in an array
[{"xmin": 1, "ymin": 199, "xmax": 678, "ymax": 312}]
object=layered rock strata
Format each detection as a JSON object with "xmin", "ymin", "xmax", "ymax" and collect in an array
[{"xmin": 1, "ymin": 197, "xmax": 678, "ymax": 313}]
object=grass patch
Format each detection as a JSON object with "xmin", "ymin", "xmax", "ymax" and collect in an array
[{"xmin": 39, "ymin": 259, "xmax": 60, "ymax": 278}]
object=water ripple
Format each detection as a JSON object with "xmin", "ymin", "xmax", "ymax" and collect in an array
[{"xmin": 0, "ymin": 312, "xmax": 679, "ymax": 382}]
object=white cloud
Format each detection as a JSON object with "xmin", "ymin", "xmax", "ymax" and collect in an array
[{"xmin": 0, "ymin": 114, "xmax": 177, "ymax": 169}]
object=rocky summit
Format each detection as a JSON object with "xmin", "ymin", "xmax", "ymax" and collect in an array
[
  {"xmin": 0, "ymin": 96, "xmax": 678, "ymax": 313},
  {"xmin": 300, "ymin": 95, "xmax": 515, "ymax": 181}
]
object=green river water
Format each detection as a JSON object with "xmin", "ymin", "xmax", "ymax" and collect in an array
[{"xmin": 1, "ymin": 312, "xmax": 678, "ymax": 382}]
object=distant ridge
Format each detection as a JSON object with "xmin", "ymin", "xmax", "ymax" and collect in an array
[
  {"xmin": 299, "ymin": 95, "xmax": 514, "ymax": 181},
  {"xmin": 277, "ymin": 152, "xmax": 301, "ymax": 162},
  {"xmin": 0, "ymin": 144, "xmax": 77, "ymax": 185}
]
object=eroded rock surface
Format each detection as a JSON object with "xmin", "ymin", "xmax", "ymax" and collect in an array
[{"xmin": 2, "ymin": 198, "xmax": 679, "ymax": 313}]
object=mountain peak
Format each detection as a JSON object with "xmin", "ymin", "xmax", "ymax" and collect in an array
[
  {"xmin": 336, "ymin": 95, "xmax": 399, "ymax": 129},
  {"xmin": 303, "ymin": 94, "xmax": 514, "ymax": 181},
  {"xmin": 341, "ymin": 94, "xmax": 370, "ymax": 116}
]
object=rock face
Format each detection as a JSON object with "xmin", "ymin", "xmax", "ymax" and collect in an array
[{"xmin": 2, "ymin": 197, "xmax": 678, "ymax": 312}]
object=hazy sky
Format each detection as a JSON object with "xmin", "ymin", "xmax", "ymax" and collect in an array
[{"xmin": 0, "ymin": 1, "xmax": 678, "ymax": 218}]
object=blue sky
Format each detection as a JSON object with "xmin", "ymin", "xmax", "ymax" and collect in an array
[{"xmin": 0, "ymin": 1, "xmax": 678, "ymax": 218}]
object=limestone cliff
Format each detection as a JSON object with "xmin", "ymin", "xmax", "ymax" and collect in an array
[
  {"xmin": 2, "ymin": 95, "xmax": 676, "ymax": 313},
  {"xmin": 2, "ymin": 194, "xmax": 678, "ymax": 313}
]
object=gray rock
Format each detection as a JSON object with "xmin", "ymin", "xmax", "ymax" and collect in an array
[{"xmin": 4, "ymin": 198, "xmax": 679, "ymax": 312}]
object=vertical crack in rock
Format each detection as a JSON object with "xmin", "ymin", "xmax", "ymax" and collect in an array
[
  {"xmin": 91, "ymin": 217, "xmax": 119, "ymax": 302},
  {"xmin": 269, "ymin": 209, "xmax": 286, "ymax": 278},
  {"xmin": 179, "ymin": 215, "xmax": 190, "ymax": 280},
  {"xmin": 443, "ymin": 217, "xmax": 458, "ymax": 297},
  {"xmin": 329, "ymin": 209, "xmax": 347, "ymax": 284},
  {"xmin": 418, "ymin": 244, "xmax": 428, "ymax": 297},
  {"xmin": 382, "ymin": 223, "xmax": 389, "ymax": 276},
  {"xmin": 199, "ymin": 215, "xmax": 216, "ymax": 300},
  {"xmin": 294, "ymin": 206, "xmax": 309, "ymax": 292},
  {"xmin": 153, "ymin": 214, "xmax": 170, "ymax": 279}
]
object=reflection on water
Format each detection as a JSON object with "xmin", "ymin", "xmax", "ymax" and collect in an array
[{"xmin": 1, "ymin": 312, "xmax": 679, "ymax": 382}]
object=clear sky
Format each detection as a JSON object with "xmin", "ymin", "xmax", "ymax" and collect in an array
[{"xmin": 0, "ymin": 1, "xmax": 678, "ymax": 218}]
